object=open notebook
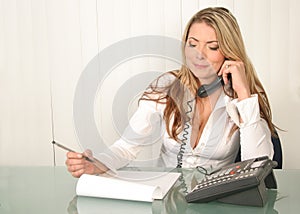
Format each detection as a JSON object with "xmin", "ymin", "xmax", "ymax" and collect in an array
[{"xmin": 76, "ymin": 170, "xmax": 181, "ymax": 202}]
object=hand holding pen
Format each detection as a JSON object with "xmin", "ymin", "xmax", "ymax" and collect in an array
[
  {"xmin": 52, "ymin": 141, "xmax": 94, "ymax": 162},
  {"xmin": 52, "ymin": 141, "xmax": 109, "ymax": 178}
]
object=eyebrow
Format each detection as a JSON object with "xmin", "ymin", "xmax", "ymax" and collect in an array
[{"xmin": 187, "ymin": 37, "xmax": 218, "ymax": 44}]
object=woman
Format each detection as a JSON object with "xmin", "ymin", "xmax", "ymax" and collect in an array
[{"xmin": 66, "ymin": 7, "xmax": 276, "ymax": 178}]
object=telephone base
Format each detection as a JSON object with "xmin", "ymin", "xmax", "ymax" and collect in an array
[
  {"xmin": 185, "ymin": 157, "xmax": 277, "ymax": 206},
  {"xmin": 217, "ymin": 170, "xmax": 277, "ymax": 207},
  {"xmin": 217, "ymin": 181, "xmax": 267, "ymax": 207}
]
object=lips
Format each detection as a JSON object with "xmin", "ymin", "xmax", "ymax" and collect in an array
[{"xmin": 193, "ymin": 63, "xmax": 210, "ymax": 69}]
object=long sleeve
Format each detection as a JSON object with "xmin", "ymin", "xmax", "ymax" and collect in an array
[
  {"xmin": 96, "ymin": 99, "xmax": 165, "ymax": 171},
  {"xmin": 95, "ymin": 72, "xmax": 176, "ymax": 171},
  {"xmin": 226, "ymin": 94, "xmax": 274, "ymax": 161}
]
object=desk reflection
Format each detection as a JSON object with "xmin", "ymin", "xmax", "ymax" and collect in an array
[{"xmin": 67, "ymin": 169, "xmax": 279, "ymax": 214}]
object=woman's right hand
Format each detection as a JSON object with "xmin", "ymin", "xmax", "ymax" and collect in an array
[{"xmin": 65, "ymin": 151, "xmax": 108, "ymax": 178}]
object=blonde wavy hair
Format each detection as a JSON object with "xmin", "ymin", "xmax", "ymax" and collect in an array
[{"xmin": 141, "ymin": 7, "xmax": 277, "ymax": 141}]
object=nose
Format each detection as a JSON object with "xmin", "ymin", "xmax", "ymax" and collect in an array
[{"xmin": 195, "ymin": 45, "xmax": 207, "ymax": 59}]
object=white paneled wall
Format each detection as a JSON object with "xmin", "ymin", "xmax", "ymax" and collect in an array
[
  {"xmin": 0, "ymin": 0, "xmax": 299, "ymax": 168},
  {"xmin": 0, "ymin": 0, "xmax": 53, "ymax": 165}
]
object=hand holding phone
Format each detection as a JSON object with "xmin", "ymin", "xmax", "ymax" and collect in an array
[
  {"xmin": 197, "ymin": 59, "xmax": 234, "ymax": 98},
  {"xmin": 219, "ymin": 59, "xmax": 251, "ymax": 100}
]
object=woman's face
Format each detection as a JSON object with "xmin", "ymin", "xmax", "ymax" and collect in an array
[{"xmin": 185, "ymin": 22, "xmax": 225, "ymax": 84}]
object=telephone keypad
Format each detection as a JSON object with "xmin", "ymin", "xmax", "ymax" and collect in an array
[
  {"xmin": 186, "ymin": 157, "xmax": 277, "ymax": 205},
  {"xmin": 193, "ymin": 166, "xmax": 260, "ymax": 192}
]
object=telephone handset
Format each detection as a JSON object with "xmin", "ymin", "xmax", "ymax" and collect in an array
[
  {"xmin": 197, "ymin": 76, "xmax": 224, "ymax": 98},
  {"xmin": 185, "ymin": 156, "xmax": 278, "ymax": 207},
  {"xmin": 197, "ymin": 60, "xmax": 232, "ymax": 98}
]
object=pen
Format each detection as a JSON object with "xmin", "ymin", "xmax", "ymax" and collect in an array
[{"xmin": 52, "ymin": 140, "xmax": 94, "ymax": 162}]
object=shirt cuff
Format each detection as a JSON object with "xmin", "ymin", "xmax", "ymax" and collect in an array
[
  {"xmin": 94, "ymin": 152, "xmax": 118, "ymax": 174},
  {"xmin": 226, "ymin": 94, "xmax": 260, "ymax": 127}
]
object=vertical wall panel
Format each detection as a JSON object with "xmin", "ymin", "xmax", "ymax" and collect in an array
[
  {"xmin": 269, "ymin": 0, "xmax": 299, "ymax": 169},
  {"xmin": 79, "ymin": 0, "xmax": 99, "ymax": 69},
  {"xmin": 251, "ymin": 0, "xmax": 271, "ymax": 88},
  {"xmin": 46, "ymin": 0, "xmax": 83, "ymax": 164},
  {"xmin": 199, "ymin": 0, "xmax": 217, "ymax": 10},
  {"xmin": 52, "ymin": 0, "xmax": 101, "ymax": 160},
  {"xmin": 269, "ymin": 0, "xmax": 290, "ymax": 167},
  {"xmin": 134, "ymin": 0, "xmax": 168, "ymax": 163},
  {"xmin": 234, "ymin": 1, "xmax": 254, "ymax": 55},
  {"xmin": 0, "ymin": 0, "xmax": 22, "ymax": 165},
  {"xmin": 164, "ymin": 0, "xmax": 182, "ymax": 39},
  {"xmin": 78, "ymin": 0, "xmax": 103, "ymax": 157},
  {"xmin": 288, "ymin": 0, "xmax": 300, "ymax": 103},
  {"xmin": 147, "ymin": 0, "xmax": 167, "ymax": 73},
  {"xmin": 181, "ymin": 0, "xmax": 199, "ymax": 34},
  {"xmin": 287, "ymin": 0, "xmax": 300, "ymax": 169},
  {"xmin": 216, "ymin": 0, "xmax": 234, "ymax": 10},
  {"xmin": 234, "ymin": 1, "xmax": 272, "ymax": 88},
  {"xmin": 0, "ymin": 0, "xmax": 53, "ymax": 165},
  {"xmin": 164, "ymin": 0, "xmax": 182, "ymax": 71},
  {"xmin": 30, "ymin": 0, "xmax": 54, "ymax": 164},
  {"xmin": 0, "ymin": 0, "xmax": 299, "ymax": 168},
  {"xmin": 0, "ymin": 1, "xmax": 3, "ymax": 72},
  {"xmin": 96, "ymin": 0, "xmax": 133, "ymax": 151}
]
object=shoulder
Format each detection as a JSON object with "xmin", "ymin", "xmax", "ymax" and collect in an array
[
  {"xmin": 141, "ymin": 70, "xmax": 179, "ymax": 100},
  {"xmin": 150, "ymin": 70, "xmax": 179, "ymax": 87}
]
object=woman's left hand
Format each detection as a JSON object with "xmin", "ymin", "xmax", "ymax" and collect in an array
[{"xmin": 218, "ymin": 60, "xmax": 251, "ymax": 101}]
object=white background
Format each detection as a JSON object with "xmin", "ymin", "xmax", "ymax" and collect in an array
[{"xmin": 0, "ymin": 0, "xmax": 299, "ymax": 169}]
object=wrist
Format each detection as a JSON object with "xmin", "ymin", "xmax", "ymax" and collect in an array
[
  {"xmin": 93, "ymin": 161, "xmax": 109, "ymax": 175},
  {"xmin": 237, "ymin": 88, "xmax": 251, "ymax": 101}
]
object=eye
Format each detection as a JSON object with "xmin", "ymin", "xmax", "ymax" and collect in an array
[
  {"xmin": 208, "ymin": 46, "xmax": 219, "ymax": 51},
  {"xmin": 188, "ymin": 42, "xmax": 196, "ymax": 48}
]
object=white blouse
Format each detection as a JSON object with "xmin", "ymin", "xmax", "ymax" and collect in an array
[{"xmin": 97, "ymin": 73, "xmax": 274, "ymax": 172}]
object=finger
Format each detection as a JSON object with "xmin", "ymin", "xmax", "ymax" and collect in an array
[
  {"xmin": 221, "ymin": 67, "xmax": 231, "ymax": 85},
  {"xmin": 71, "ymin": 168, "xmax": 85, "ymax": 178},
  {"xmin": 218, "ymin": 60, "xmax": 231, "ymax": 75},
  {"xmin": 67, "ymin": 151, "xmax": 83, "ymax": 159},
  {"xmin": 65, "ymin": 157, "xmax": 86, "ymax": 167},
  {"xmin": 82, "ymin": 150, "xmax": 97, "ymax": 163},
  {"xmin": 83, "ymin": 149, "xmax": 93, "ymax": 159},
  {"xmin": 67, "ymin": 162, "xmax": 86, "ymax": 173}
]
